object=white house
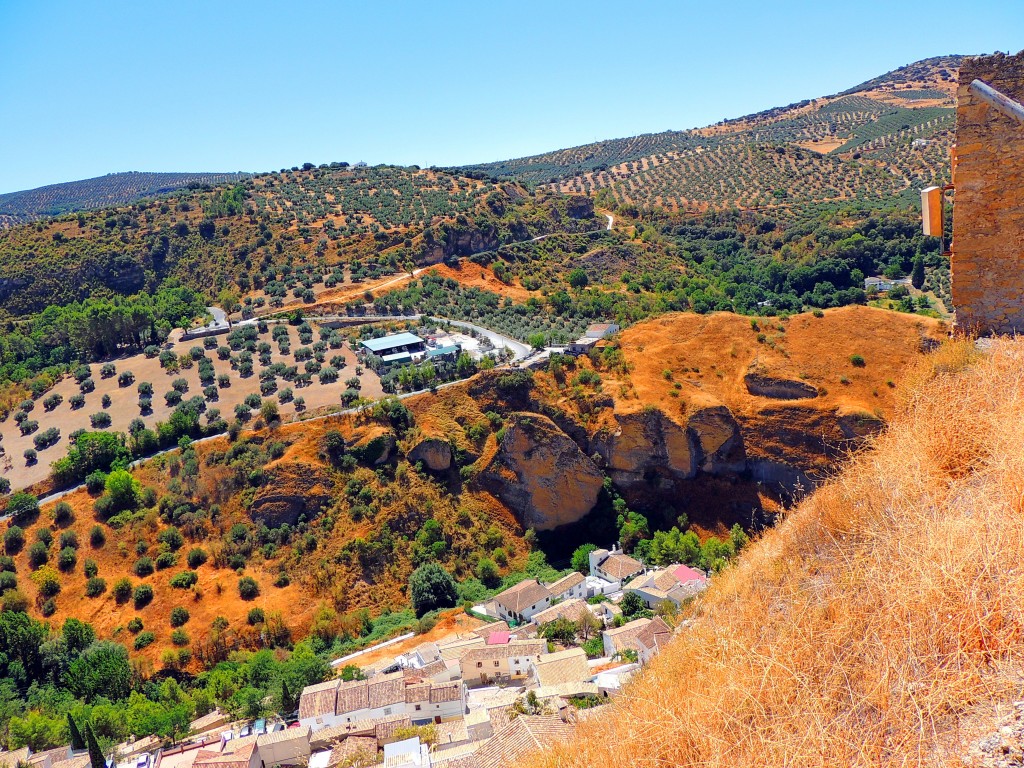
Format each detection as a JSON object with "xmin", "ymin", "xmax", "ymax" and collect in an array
[
  {"xmin": 492, "ymin": 579, "xmax": 555, "ymax": 624},
  {"xmin": 589, "ymin": 546, "xmax": 644, "ymax": 587},
  {"xmin": 545, "ymin": 572, "xmax": 587, "ymax": 601},
  {"xmin": 298, "ymin": 674, "xmax": 465, "ymax": 732},
  {"xmin": 625, "ymin": 564, "xmax": 708, "ymax": 609},
  {"xmin": 459, "ymin": 640, "xmax": 547, "ymax": 687}
]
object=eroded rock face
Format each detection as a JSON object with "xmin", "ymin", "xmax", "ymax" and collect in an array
[
  {"xmin": 478, "ymin": 413, "xmax": 603, "ymax": 531},
  {"xmin": 744, "ymin": 372, "xmax": 819, "ymax": 400},
  {"xmin": 688, "ymin": 405, "xmax": 746, "ymax": 473},
  {"xmin": 249, "ymin": 462, "xmax": 333, "ymax": 527},
  {"xmin": 407, "ymin": 437, "xmax": 452, "ymax": 471},
  {"xmin": 589, "ymin": 405, "xmax": 745, "ymax": 493},
  {"xmin": 590, "ymin": 409, "xmax": 696, "ymax": 489}
]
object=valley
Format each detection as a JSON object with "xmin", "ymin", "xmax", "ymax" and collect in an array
[{"xmin": 0, "ymin": 45, "xmax": 1003, "ymax": 768}]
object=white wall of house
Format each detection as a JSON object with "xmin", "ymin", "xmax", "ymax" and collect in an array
[{"xmin": 495, "ymin": 596, "xmax": 553, "ymax": 624}]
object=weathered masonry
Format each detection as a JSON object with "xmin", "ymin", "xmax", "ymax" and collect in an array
[{"xmin": 951, "ymin": 51, "xmax": 1024, "ymax": 335}]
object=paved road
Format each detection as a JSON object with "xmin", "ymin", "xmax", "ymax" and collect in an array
[{"xmin": 431, "ymin": 318, "xmax": 531, "ymax": 360}]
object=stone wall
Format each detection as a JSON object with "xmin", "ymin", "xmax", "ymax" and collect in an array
[{"xmin": 951, "ymin": 51, "xmax": 1024, "ymax": 335}]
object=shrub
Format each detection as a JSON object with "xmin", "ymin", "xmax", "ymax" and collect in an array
[
  {"xmin": 27, "ymin": 541, "xmax": 49, "ymax": 569},
  {"xmin": 133, "ymin": 584, "xmax": 154, "ymax": 608},
  {"xmin": 19, "ymin": 420, "xmax": 39, "ymax": 437},
  {"xmin": 33, "ymin": 566, "xmax": 61, "ymax": 597},
  {"xmin": 170, "ymin": 629, "xmax": 190, "ymax": 646},
  {"xmin": 83, "ymin": 558, "xmax": 98, "ymax": 578},
  {"xmin": 85, "ymin": 577, "xmax": 106, "ymax": 597},
  {"xmin": 79, "ymin": 378, "xmax": 95, "ymax": 394},
  {"xmin": 89, "ymin": 525, "xmax": 106, "ymax": 548},
  {"xmin": 35, "ymin": 527, "xmax": 53, "ymax": 547},
  {"xmin": 155, "ymin": 552, "xmax": 177, "ymax": 570},
  {"xmin": 158, "ymin": 527, "xmax": 184, "ymax": 551},
  {"xmin": 0, "ymin": 572, "xmax": 17, "ymax": 592},
  {"xmin": 53, "ymin": 502, "xmax": 73, "ymax": 526},
  {"xmin": 69, "ymin": 394, "xmax": 85, "ymax": 409},
  {"xmin": 170, "ymin": 570, "xmax": 198, "ymax": 589},
  {"xmin": 57, "ymin": 547, "xmax": 77, "ymax": 572},
  {"xmin": 89, "ymin": 412, "xmax": 112, "ymax": 429},
  {"xmin": 238, "ymin": 576, "xmax": 260, "ymax": 600},
  {"xmin": 23, "ymin": 448, "xmax": 37, "ymax": 465},
  {"xmin": 112, "ymin": 577, "xmax": 133, "ymax": 603},
  {"xmin": 1, "ymin": 589, "xmax": 29, "ymax": 613},
  {"xmin": 165, "ymin": 390, "xmax": 183, "ymax": 407},
  {"xmin": 118, "ymin": 371, "xmax": 135, "ymax": 387},
  {"xmin": 169, "ymin": 606, "xmax": 190, "ymax": 627},
  {"xmin": 850, "ymin": 354, "xmax": 866, "ymax": 367},
  {"xmin": 43, "ymin": 393, "xmax": 63, "ymax": 411},
  {"xmin": 0, "ymin": 555, "xmax": 14, "ymax": 572},
  {"xmin": 133, "ymin": 557, "xmax": 154, "ymax": 577},
  {"xmin": 172, "ymin": 378, "xmax": 189, "ymax": 393},
  {"xmin": 133, "ymin": 631, "xmax": 156, "ymax": 650},
  {"xmin": 40, "ymin": 598, "xmax": 56, "ymax": 617},
  {"xmin": 59, "ymin": 530, "xmax": 78, "ymax": 549},
  {"xmin": 186, "ymin": 548, "xmax": 208, "ymax": 568},
  {"xmin": 247, "ymin": 607, "xmax": 265, "ymax": 625},
  {"xmin": 6, "ymin": 492, "xmax": 39, "ymax": 523},
  {"xmin": 274, "ymin": 572, "xmax": 290, "ymax": 588}
]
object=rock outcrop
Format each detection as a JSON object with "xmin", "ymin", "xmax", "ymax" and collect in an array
[
  {"xmin": 589, "ymin": 405, "xmax": 745, "ymax": 493},
  {"xmin": 744, "ymin": 371, "xmax": 819, "ymax": 400},
  {"xmin": 407, "ymin": 437, "xmax": 452, "ymax": 471},
  {"xmin": 249, "ymin": 462, "xmax": 333, "ymax": 527},
  {"xmin": 478, "ymin": 413, "xmax": 603, "ymax": 531}
]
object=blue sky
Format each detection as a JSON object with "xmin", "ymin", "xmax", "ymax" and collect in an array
[{"xmin": 0, "ymin": 0, "xmax": 1021, "ymax": 194}]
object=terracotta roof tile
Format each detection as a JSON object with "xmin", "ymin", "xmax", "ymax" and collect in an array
[
  {"xmin": 493, "ymin": 580, "xmax": 552, "ymax": 614},
  {"xmin": 531, "ymin": 648, "xmax": 591, "ymax": 688},
  {"xmin": 299, "ymin": 679, "xmax": 341, "ymax": 720},
  {"xmin": 474, "ymin": 716, "xmax": 573, "ymax": 768}
]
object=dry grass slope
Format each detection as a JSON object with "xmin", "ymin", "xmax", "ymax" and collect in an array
[{"xmin": 526, "ymin": 338, "xmax": 1024, "ymax": 767}]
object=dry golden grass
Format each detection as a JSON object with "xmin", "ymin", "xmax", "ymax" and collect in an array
[{"xmin": 527, "ymin": 337, "xmax": 1024, "ymax": 767}]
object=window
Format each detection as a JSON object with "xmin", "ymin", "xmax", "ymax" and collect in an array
[
  {"xmin": 476, "ymin": 662, "xmax": 482, "ymax": 668},
  {"xmin": 415, "ymin": 705, "xmax": 421, "ymax": 711},
  {"xmin": 384, "ymin": 708, "xmax": 392, "ymax": 716},
  {"xmin": 494, "ymin": 661, "xmax": 499, "ymax": 667}
]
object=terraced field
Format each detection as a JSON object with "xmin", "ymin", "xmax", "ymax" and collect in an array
[{"xmin": 461, "ymin": 56, "xmax": 960, "ymax": 214}]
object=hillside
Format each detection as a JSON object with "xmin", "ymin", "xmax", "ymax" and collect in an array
[
  {"xmin": 459, "ymin": 56, "xmax": 961, "ymax": 213},
  {"xmin": 0, "ymin": 171, "xmax": 250, "ymax": 227},
  {"xmin": 0, "ymin": 307, "xmax": 943, "ymax": 664},
  {"xmin": 523, "ymin": 338, "xmax": 1024, "ymax": 767}
]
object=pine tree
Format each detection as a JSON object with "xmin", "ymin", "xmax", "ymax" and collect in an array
[
  {"xmin": 68, "ymin": 714, "xmax": 86, "ymax": 751},
  {"xmin": 280, "ymin": 680, "xmax": 293, "ymax": 714},
  {"xmin": 85, "ymin": 722, "xmax": 106, "ymax": 768},
  {"xmin": 911, "ymin": 256, "xmax": 925, "ymax": 290}
]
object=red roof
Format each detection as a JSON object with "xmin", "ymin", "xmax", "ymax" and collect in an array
[
  {"xmin": 486, "ymin": 631, "xmax": 511, "ymax": 645},
  {"xmin": 673, "ymin": 565, "xmax": 707, "ymax": 585}
]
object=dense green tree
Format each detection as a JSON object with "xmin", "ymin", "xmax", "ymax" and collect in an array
[
  {"xmin": 408, "ymin": 563, "xmax": 458, "ymax": 617},
  {"xmin": 67, "ymin": 641, "xmax": 132, "ymax": 702},
  {"xmin": 571, "ymin": 543, "xmax": 597, "ymax": 575}
]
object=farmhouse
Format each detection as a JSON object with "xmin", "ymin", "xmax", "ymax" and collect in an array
[
  {"xmin": 359, "ymin": 333, "xmax": 426, "ymax": 366},
  {"xmin": 546, "ymin": 571, "xmax": 587, "ymax": 601}
]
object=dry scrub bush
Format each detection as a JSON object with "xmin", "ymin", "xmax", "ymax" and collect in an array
[{"xmin": 528, "ymin": 339, "xmax": 1024, "ymax": 768}]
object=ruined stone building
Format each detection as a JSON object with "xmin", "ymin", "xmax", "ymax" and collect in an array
[{"xmin": 951, "ymin": 51, "xmax": 1024, "ymax": 334}]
